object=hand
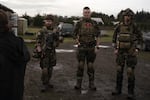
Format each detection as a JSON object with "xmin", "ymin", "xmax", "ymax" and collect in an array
[
  {"xmin": 95, "ymin": 46, "xmax": 99, "ymax": 53},
  {"xmin": 37, "ymin": 45, "xmax": 42, "ymax": 52},
  {"xmin": 135, "ymin": 48, "xmax": 139, "ymax": 52},
  {"xmin": 41, "ymin": 52, "xmax": 45, "ymax": 58},
  {"xmin": 114, "ymin": 49, "xmax": 118, "ymax": 55},
  {"xmin": 134, "ymin": 48, "xmax": 139, "ymax": 56},
  {"xmin": 59, "ymin": 36, "xmax": 64, "ymax": 43},
  {"xmin": 75, "ymin": 39, "xmax": 80, "ymax": 45}
]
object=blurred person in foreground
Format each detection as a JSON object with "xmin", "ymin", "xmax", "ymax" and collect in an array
[{"xmin": 0, "ymin": 10, "xmax": 30, "ymax": 100}]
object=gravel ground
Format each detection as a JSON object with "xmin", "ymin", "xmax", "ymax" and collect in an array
[{"xmin": 24, "ymin": 42, "xmax": 150, "ymax": 100}]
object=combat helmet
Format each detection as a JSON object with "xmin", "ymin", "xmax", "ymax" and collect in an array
[{"xmin": 122, "ymin": 8, "xmax": 134, "ymax": 17}]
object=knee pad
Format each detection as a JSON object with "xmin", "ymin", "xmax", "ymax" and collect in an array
[
  {"xmin": 117, "ymin": 66, "xmax": 122, "ymax": 72},
  {"xmin": 127, "ymin": 67, "xmax": 134, "ymax": 77},
  {"xmin": 42, "ymin": 68, "xmax": 48, "ymax": 76},
  {"xmin": 87, "ymin": 62, "xmax": 93, "ymax": 69},
  {"xmin": 78, "ymin": 61, "xmax": 84, "ymax": 69}
]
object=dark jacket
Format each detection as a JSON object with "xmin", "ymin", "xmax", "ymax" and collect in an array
[{"xmin": 0, "ymin": 31, "xmax": 30, "ymax": 100}]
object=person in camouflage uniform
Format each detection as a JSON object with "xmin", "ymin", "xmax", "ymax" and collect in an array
[
  {"xmin": 74, "ymin": 7, "xmax": 100, "ymax": 91},
  {"xmin": 36, "ymin": 15, "xmax": 59, "ymax": 92},
  {"xmin": 112, "ymin": 8, "xmax": 143, "ymax": 100}
]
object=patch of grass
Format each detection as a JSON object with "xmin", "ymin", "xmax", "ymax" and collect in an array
[
  {"xmin": 27, "ymin": 27, "xmax": 41, "ymax": 34},
  {"xmin": 139, "ymin": 51, "xmax": 150, "ymax": 61},
  {"xmin": 19, "ymin": 27, "xmax": 41, "ymax": 40},
  {"xmin": 63, "ymin": 37, "xmax": 74, "ymax": 43},
  {"xmin": 100, "ymin": 30, "xmax": 113, "ymax": 43},
  {"xmin": 26, "ymin": 43, "xmax": 35, "ymax": 48},
  {"xmin": 19, "ymin": 35, "xmax": 36, "ymax": 40}
]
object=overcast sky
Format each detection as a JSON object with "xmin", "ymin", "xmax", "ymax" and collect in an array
[{"xmin": 0, "ymin": 0, "xmax": 150, "ymax": 17}]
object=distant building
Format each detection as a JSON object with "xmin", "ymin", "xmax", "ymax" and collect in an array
[
  {"xmin": 0, "ymin": 4, "xmax": 27, "ymax": 36},
  {"xmin": 91, "ymin": 17, "xmax": 104, "ymax": 25},
  {"xmin": 18, "ymin": 18, "xmax": 28, "ymax": 35},
  {"xmin": 11, "ymin": 13, "xmax": 18, "ymax": 36},
  {"xmin": 111, "ymin": 21, "xmax": 119, "ymax": 25}
]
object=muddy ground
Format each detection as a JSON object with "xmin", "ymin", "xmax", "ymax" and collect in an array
[{"xmin": 24, "ymin": 42, "xmax": 150, "ymax": 100}]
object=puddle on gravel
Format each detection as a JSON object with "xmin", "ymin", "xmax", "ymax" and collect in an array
[
  {"xmin": 56, "ymin": 49, "xmax": 75, "ymax": 53},
  {"xmin": 81, "ymin": 90, "xmax": 88, "ymax": 94},
  {"xmin": 73, "ymin": 45, "xmax": 111, "ymax": 49},
  {"xmin": 53, "ymin": 63, "xmax": 63, "ymax": 70},
  {"xmin": 145, "ymin": 64, "xmax": 150, "ymax": 67}
]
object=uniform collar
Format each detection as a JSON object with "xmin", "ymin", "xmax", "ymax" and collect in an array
[{"xmin": 82, "ymin": 18, "xmax": 92, "ymax": 22}]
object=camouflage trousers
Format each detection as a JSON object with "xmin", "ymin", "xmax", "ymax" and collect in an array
[
  {"xmin": 76, "ymin": 46, "xmax": 96, "ymax": 82},
  {"xmin": 115, "ymin": 50, "xmax": 137, "ymax": 94},
  {"xmin": 40, "ymin": 49, "xmax": 56, "ymax": 85}
]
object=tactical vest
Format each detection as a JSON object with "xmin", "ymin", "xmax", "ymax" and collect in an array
[
  {"xmin": 117, "ymin": 23, "xmax": 134, "ymax": 49},
  {"xmin": 79, "ymin": 20, "xmax": 96, "ymax": 43},
  {"xmin": 41, "ymin": 27, "xmax": 55, "ymax": 50},
  {"xmin": 41, "ymin": 27, "xmax": 57, "ymax": 66}
]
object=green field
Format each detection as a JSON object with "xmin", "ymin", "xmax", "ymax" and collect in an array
[
  {"xmin": 27, "ymin": 27, "xmax": 41, "ymax": 33},
  {"xmin": 100, "ymin": 30, "xmax": 113, "ymax": 43},
  {"xmin": 18, "ymin": 27, "xmax": 41, "ymax": 40}
]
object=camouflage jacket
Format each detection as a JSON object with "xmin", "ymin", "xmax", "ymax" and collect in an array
[
  {"xmin": 36, "ymin": 26, "xmax": 59, "ymax": 51},
  {"xmin": 112, "ymin": 22, "xmax": 143, "ymax": 50},
  {"xmin": 74, "ymin": 18, "xmax": 100, "ymax": 44}
]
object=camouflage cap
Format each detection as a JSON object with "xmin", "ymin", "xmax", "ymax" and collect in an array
[
  {"xmin": 45, "ymin": 15, "xmax": 54, "ymax": 21},
  {"xmin": 0, "ymin": 10, "xmax": 8, "ymax": 25},
  {"xmin": 122, "ymin": 8, "xmax": 134, "ymax": 16}
]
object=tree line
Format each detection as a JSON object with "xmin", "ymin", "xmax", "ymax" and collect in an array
[{"xmin": 22, "ymin": 10, "xmax": 150, "ymax": 31}]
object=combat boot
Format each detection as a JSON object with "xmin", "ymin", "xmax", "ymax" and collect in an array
[
  {"xmin": 112, "ymin": 70, "xmax": 123, "ymax": 95},
  {"xmin": 127, "ymin": 93, "xmax": 135, "ymax": 100},
  {"xmin": 112, "ymin": 83, "xmax": 122, "ymax": 95},
  {"xmin": 112, "ymin": 89, "xmax": 122, "ymax": 95},
  {"xmin": 48, "ymin": 83, "xmax": 54, "ymax": 88},
  {"xmin": 41, "ymin": 84, "xmax": 49, "ymax": 92},
  {"xmin": 89, "ymin": 81, "xmax": 97, "ymax": 91},
  {"xmin": 127, "ymin": 75, "xmax": 135, "ymax": 99},
  {"xmin": 127, "ymin": 85, "xmax": 135, "ymax": 100},
  {"xmin": 74, "ymin": 79, "xmax": 82, "ymax": 90}
]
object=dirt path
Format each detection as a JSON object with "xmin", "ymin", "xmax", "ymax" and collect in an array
[{"xmin": 24, "ymin": 42, "xmax": 150, "ymax": 100}]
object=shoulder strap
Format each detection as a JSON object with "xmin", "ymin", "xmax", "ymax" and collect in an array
[{"xmin": 78, "ymin": 19, "xmax": 83, "ymax": 28}]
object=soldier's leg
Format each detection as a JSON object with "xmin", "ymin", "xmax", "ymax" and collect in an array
[
  {"xmin": 75, "ymin": 48, "xmax": 86, "ymax": 89},
  {"xmin": 127, "ymin": 67, "xmax": 135, "ymax": 97},
  {"xmin": 48, "ymin": 66, "xmax": 54, "ymax": 88},
  {"xmin": 47, "ymin": 49, "xmax": 56, "ymax": 88},
  {"xmin": 126, "ymin": 55, "xmax": 137, "ymax": 99},
  {"xmin": 87, "ymin": 48, "xmax": 96, "ymax": 90},
  {"xmin": 87, "ymin": 62, "xmax": 97, "ymax": 90},
  {"xmin": 51, "ymin": 49, "xmax": 56, "ymax": 66},
  {"xmin": 40, "ymin": 57, "xmax": 49, "ymax": 92},
  {"xmin": 75, "ymin": 61, "xmax": 85, "ymax": 89},
  {"xmin": 42, "ymin": 68, "xmax": 49, "ymax": 85},
  {"xmin": 112, "ymin": 54, "xmax": 125, "ymax": 95},
  {"xmin": 115, "ymin": 65, "xmax": 124, "ymax": 93}
]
